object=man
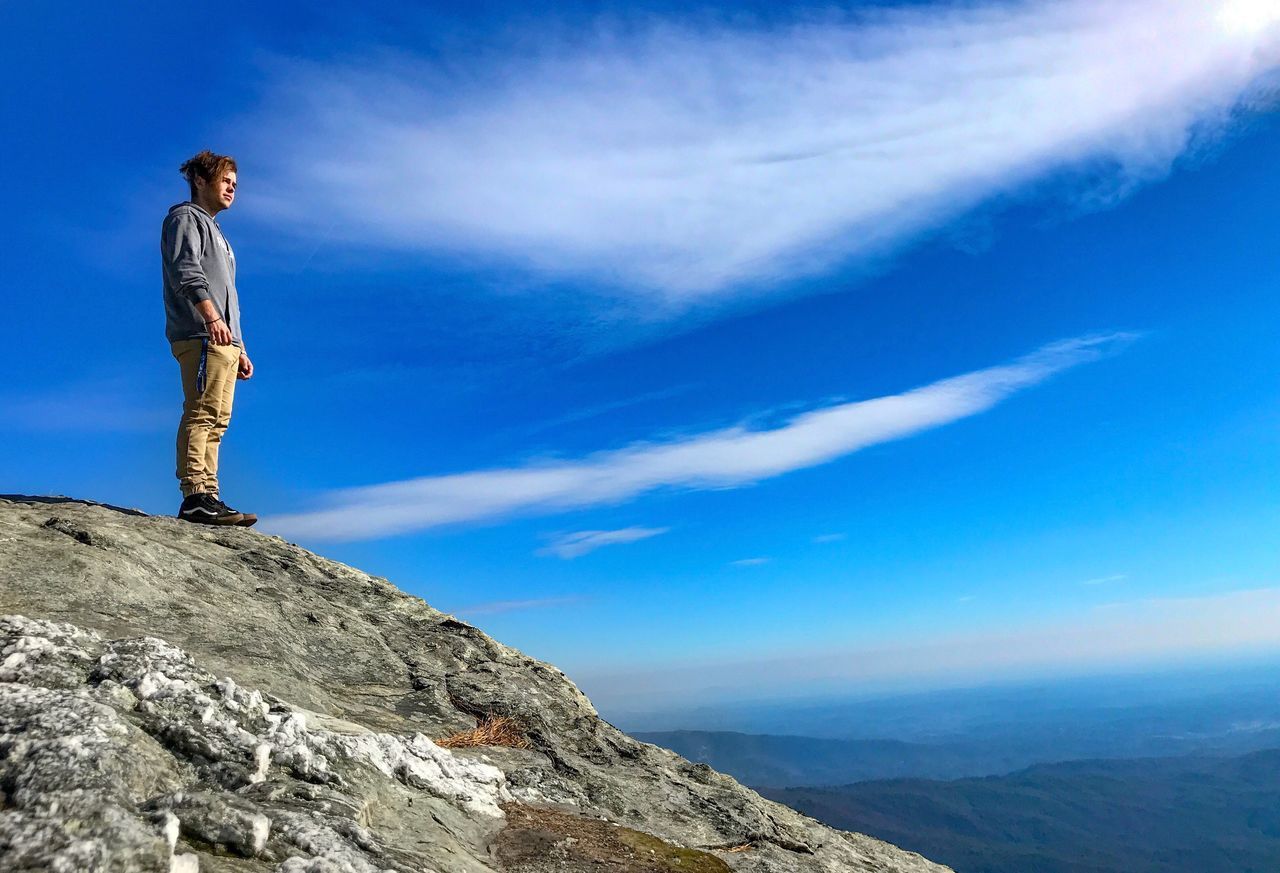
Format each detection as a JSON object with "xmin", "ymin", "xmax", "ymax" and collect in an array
[{"xmin": 162, "ymin": 150, "xmax": 257, "ymax": 526}]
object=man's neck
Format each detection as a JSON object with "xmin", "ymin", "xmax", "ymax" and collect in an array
[{"xmin": 193, "ymin": 195, "xmax": 223, "ymax": 217}]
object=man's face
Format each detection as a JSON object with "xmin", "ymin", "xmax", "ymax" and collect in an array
[
  {"xmin": 214, "ymin": 170, "xmax": 237, "ymax": 210},
  {"xmin": 196, "ymin": 170, "xmax": 237, "ymax": 212}
]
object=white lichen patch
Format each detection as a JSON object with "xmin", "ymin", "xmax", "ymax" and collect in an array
[
  {"xmin": 1, "ymin": 614, "xmax": 510, "ymax": 873},
  {"xmin": 323, "ymin": 731, "xmax": 510, "ymax": 818},
  {"xmin": 0, "ymin": 615, "xmax": 99, "ymax": 686},
  {"xmin": 273, "ymin": 811, "xmax": 402, "ymax": 873},
  {"xmin": 258, "ymin": 710, "xmax": 510, "ymax": 817},
  {"xmin": 170, "ymin": 854, "xmax": 200, "ymax": 873},
  {"xmin": 157, "ymin": 811, "xmax": 180, "ymax": 850}
]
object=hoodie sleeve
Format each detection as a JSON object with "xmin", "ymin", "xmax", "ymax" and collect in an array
[{"xmin": 161, "ymin": 210, "xmax": 211, "ymax": 304}]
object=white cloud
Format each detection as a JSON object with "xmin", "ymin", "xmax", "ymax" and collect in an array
[
  {"xmin": 1083, "ymin": 573, "xmax": 1128, "ymax": 586},
  {"xmin": 1219, "ymin": 0, "xmax": 1280, "ymax": 36},
  {"xmin": 576, "ymin": 586, "xmax": 1280, "ymax": 707},
  {"xmin": 265, "ymin": 332, "xmax": 1132, "ymax": 542},
  {"xmin": 249, "ymin": 1, "xmax": 1280, "ymax": 299},
  {"xmin": 812, "ymin": 533, "xmax": 847, "ymax": 544},
  {"xmin": 731, "ymin": 558, "xmax": 771, "ymax": 567},
  {"xmin": 539, "ymin": 526, "xmax": 670, "ymax": 559}
]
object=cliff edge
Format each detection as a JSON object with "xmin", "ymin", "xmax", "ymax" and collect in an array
[{"xmin": 0, "ymin": 494, "xmax": 952, "ymax": 873}]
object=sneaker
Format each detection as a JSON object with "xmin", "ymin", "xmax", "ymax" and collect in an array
[
  {"xmin": 212, "ymin": 496, "xmax": 257, "ymax": 528},
  {"xmin": 177, "ymin": 492, "xmax": 245, "ymax": 526}
]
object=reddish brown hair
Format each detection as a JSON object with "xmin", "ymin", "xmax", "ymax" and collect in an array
[{"xmin": 179, "ymin": 150, "xmax": 237, "ymax": 197}]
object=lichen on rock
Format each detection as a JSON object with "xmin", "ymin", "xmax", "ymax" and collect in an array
[
  {"xmin": 0, "ymin": 495, "xmax": 953, "ymax": 873},
  {"xmin": 0, "ymin": 614, "xmax": 508, "ymax": 871}
]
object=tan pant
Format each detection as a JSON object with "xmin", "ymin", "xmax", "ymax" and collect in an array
[{"xmin": 173, "ymin": 339, "xmax": 240, "ymax": 497}]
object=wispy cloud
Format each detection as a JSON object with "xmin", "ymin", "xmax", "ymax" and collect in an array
[
  {"xmin": 454, "ymin": 596, "xmax": 589, "ymax": 616},
  {"xmin": 812, "ymin": 533, "xmax": 847, "ymax": 544},
  {"xmin": 731, "ymin": 557, "xmax": 771, "ymax": 567},
  {"xmin": 266, "ymin": 333, "xmax": 1133, "ymax": 542},
  {"xmin": 1083, "ymin": 573, "xmax": 1129, "ymax": 586},
  {"xmin": 539, "ymin": 526, "xmax": 670, "ymax": 559},
  {"xmin": 250, "ymin": 1, "xmax": 1280, "ymax": 298}
]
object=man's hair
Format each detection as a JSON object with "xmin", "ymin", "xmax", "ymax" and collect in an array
[{"xmin": 179, "ymin": 150, "xmax": 237, "ymax": 197}]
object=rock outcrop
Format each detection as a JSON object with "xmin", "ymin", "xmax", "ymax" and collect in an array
[{"xmin": 0, "ymin": 495, "xmax": 952, "ymax": 873}]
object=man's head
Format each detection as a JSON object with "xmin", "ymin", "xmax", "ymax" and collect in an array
[{"xmin": 179, "ymin": 150, "xmax": 237, "ymax": 215}]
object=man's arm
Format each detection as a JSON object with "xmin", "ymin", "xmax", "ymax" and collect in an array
[
  {"xmin": 194, "ymin": 299, "xmax": 234, "ymax": 346},
  {"xmin": 163, "ymin": 213, "xmax": 233, "ymax": 345}
]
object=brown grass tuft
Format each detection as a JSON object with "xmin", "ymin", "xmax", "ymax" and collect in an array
[
  {"xmin": 435, "ymin": 714, "xmax": 531, "ymax": 749},
  {"xmin": 724, "ymin": 843, "xmax": 754, "ymax": 853}
]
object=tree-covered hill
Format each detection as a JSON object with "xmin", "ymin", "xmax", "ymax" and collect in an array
[{"xmin": 762, "ymin": 749, "xmax": 1280, "ymax": 873}]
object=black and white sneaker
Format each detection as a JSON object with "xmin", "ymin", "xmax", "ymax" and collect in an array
[
  {"xmin": 178, "ymin": 493, "xmax": 245, "ymax": 526},
  {"xmin": 212, "ymin": 496, "xmax": 257, "ymax": 528}
]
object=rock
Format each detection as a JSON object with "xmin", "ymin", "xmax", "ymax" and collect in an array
[
  {"xmin": 170, "ymin": 855, "xmax": 200, "ymax": 873},
  {"xmin": 0, "ymin": 495, "xmax": 953, "ymax": 873},
  {"xmin": 0, "ymin": 614, "xmax": 505, "ymax": 872},
  {"xmin": 146, "ymin": 791, "xmax": 271, "ymax": 857}
]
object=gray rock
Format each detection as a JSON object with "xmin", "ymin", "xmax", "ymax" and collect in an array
[
  {"xmin": 0, "ymin": 495, "xmax": 953, "ymax": 873},
  {"xmin": 146, "ymin": 791, "xmax": 271, "ymax": 857}
]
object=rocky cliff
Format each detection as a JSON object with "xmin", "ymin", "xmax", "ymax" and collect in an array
[{"xmin": 0, "ymin": 495, "xmax": 952, "ymax": 873}]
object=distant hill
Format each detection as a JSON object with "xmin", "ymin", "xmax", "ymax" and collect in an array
[
  {"xmin": 632, "ymin": 730, "xmax": 990, "ymax": 786},
  {"xmin": 634, "ymin": 717, "xmax": 1280, "ymax": 788},
  {"xmin": 617, "ymin": 667, "xmax": 1280, "ymax": 762},
  {"xmin": 761, "ymin": 749, "xmax": 1280, "ymax": 873}
]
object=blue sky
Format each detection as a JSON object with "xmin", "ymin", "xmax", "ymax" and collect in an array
[{"xmin": 3, "ymin": 1, "xmax": 1280, "ymax": 711}]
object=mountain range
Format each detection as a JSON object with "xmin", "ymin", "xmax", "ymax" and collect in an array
[{"xmin": 761, "ymin": 749, "xmax": 1280, "ymax": 873}]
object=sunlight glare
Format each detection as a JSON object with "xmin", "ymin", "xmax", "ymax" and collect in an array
[{"xmin": 1217, "ymin": 0, "xmax": 1280, "ymax": 35}]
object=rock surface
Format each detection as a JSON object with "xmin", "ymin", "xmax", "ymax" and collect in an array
[{"xmin": 0, "ymin": 495, "xmax": 953, "ymax": 873}]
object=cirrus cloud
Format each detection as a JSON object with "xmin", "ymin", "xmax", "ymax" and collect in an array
[
  {"xmin": 266, "ymin": 332, "xmax": 1134, "ymax": 542},
  {"xmin": 539, "ymin": 527, "xmax": 671, "ymax": 559},
  {"xmin": 248, "ymin": 1, "xmax": 1280, "ymax": 300}
]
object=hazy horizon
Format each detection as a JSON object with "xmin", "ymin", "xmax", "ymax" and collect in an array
[{"xmin": 598, "ymin": 648, "xmax": 1280, "ymax": 733}]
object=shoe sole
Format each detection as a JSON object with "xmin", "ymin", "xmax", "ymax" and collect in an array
[
  {"xmin": 235, "ymin": 515, "xmax": 258, "ymax": 528},
  {"xmin": 177, "ymin": 511, "xmax": 246, "ymax": 526}
]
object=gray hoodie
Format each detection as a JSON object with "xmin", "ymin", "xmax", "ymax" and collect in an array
[{"xmin": 161, "ymin": 202, "xmax": 243, "ymax": 346}]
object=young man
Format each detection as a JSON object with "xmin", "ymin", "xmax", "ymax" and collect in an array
[{"xmin": 162, "ymin": 150, "xmax": 257, "ymax": 526}]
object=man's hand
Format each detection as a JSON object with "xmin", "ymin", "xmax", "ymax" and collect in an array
[
  {"xmin": 208, "ymin": 318, "xmax": 234, "ymax": 346},
  {"xmin": 195, "ymin": 300, "xmax": 234, "ymax": 345},
  {"xmin": 238, "ymin": 352, "xmax": 254, "ymax": 380}
]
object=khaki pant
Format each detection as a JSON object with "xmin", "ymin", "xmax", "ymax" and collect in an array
[{"xmin": 172, "ymin": 339, "xmax": 240, "ymax": 497}]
